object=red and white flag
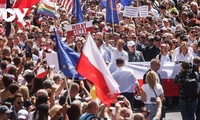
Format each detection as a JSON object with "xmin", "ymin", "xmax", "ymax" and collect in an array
[
  {"xmin": 37, "ymin": 68, "xmax": 47, "ymax": 79},
  {"xmin": 77, "ymin": 33, "xmax": 120, "ymax": 106},
  {"xmin": 58, "ymin": 0, "xmax": 74, "ymax": 13},
  {"xmin": 0, "ymin": 0, "xmax": 6, "ymax": 8}
]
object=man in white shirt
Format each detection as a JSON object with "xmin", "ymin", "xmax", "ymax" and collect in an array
[
  {"xmin": 112, "ymin": 58, "xmax": 140, "ymax": 110},
  {"xmin": 105, "ymin": 38, "xmax": 128, "ymax": 73}
]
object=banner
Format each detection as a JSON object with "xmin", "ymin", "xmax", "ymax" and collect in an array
[
  {"xmin": 126, "ymin": 62, "xmax": 180, "ymax": 97},
  {"xmin": 65, "ymin": 21, "xmax": 93, "ymax": 36},
  {"xmin": 123, "ymin": 6, "xmax": 149, "ymax": 18}
]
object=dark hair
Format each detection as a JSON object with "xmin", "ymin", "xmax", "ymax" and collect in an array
[
  {"xmin": 2, "ymin": 75, "xmax": 13, "ymax": 88},
  {"xmin": 67, "ymin": 104, "xmax": 81, "ymax": 120},
  {"xmin": 8, "ymin": 83, "xmax": 19, "ymax": 95},
  {"xmin": 13, "ymin": 57, "xmax": 21, "ymax": 66},
  {"xmin": 116, "ymin": 58, "xmax": 125, "ymax": 65},
  {"xmin": 35, "ymin": 94, "xmax": 48, "ymax": 108},
  {"xmin": 34, "ymin": 103, "xmax": 49, "ymax": 120},
  {"xmin": 24, "ymin": 72, "xmax": 35, "ymax": 83},
  {"xmin": 7, "ymin": 65, "xmax": 17, "ymax": 75}
]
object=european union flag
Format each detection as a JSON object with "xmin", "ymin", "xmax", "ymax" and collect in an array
[
  {"xmin": 72, "ymin": 0, "xmax": 84, "ymax": 23},
  {"xmin": 100, "ymin": 0, "xmax": 107, "ymax": 8},
  {"xmin": 119, "ymin": 0, "xmax": 134, "ymax": 6},
  {"xmin": 106, "ymin": 0, "xmax": 119, "ymax": 24},
  {"xmin": 54, "ymin": 29, "xmax": 83, "ymax": 79}
]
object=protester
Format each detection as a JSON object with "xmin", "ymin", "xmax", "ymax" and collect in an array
[
  {"xmin": 141, "ymin": 71, "xmax": 164, "ymax": 120},
  {"xmin": 0, "ymin": 0, "xmax": 200, "ymax": 119},
  {"xmin": 175, "ymin": 61, "xmax": 199, "ymax": 120},
  {"xmin": 112, "ymin": 58, "xmax": 141, "ymax": 110}
]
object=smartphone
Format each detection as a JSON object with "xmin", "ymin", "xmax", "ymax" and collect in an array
[
  {"xmin": 110, "ymin": 103, "xmax": 115, "ymax": 107},
  {"xmin": 117, "ymin": 97, "xmax": 124, "ymax": 101}
]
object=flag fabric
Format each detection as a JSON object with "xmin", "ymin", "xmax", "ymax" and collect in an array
[
  {"xmin": 72, "ymin": 0, "xmax": 84, "ymax": 23},
  {"xmin": 76, "ymin": 33, "xmax": 120, "ymax": 106},
  {"xmin": 100, "ymin": 0, "xmax": 106, "ymax": 8},
  {"xmin": 54, "ymin": 29, "xmax": 83, "ymax": 79},
  {"xmin": 106, "ymin": 0, "xmax": 119, "ymax": 24},
  {"xmin": 0, "ymin": 0, "xmax": 6, "ymax": 8},
  {"xmin": 37, "ymin": 0, "xmax": 57, "ymax": 19},
  {"xmin": 119, "ymin": 0, "xmax": 134, "ymax": 6},
  {"xmin": 5, "ymin": 0, "xmax": 11, "ymax": 37},
  {"xmin": 37, "ymin": 68, "xmax": 47, "ymax": 79},
  {"xmin": 58, "ymin": 0, "xmax": 74, "ymax": 13},
  {"xmin": 13, "ymin": 0, "xmax": 40, "ymax": 9},
  {"xmin": 13, "ymin": 0, "xmax": 40, "ymax": 28},
  {"xmin": 125, "ymin": 62, "xmax": 180, "ymax": 97}
]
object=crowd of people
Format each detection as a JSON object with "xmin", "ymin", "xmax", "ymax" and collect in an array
[{"xmin": 0, "ymin": 0, "xmax": 200, "ymax": 119}]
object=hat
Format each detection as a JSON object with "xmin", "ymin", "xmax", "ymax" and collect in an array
[
  {"xmin": 43, "ymin": 80, "xmax": 55, "ymax": 89},
  {"xmin": 23, "ymin": 69, "xmax": 34, "ymax": 77},
  {"xmin": 163, "ymin": 18, "xmax": 168, "ymax": 22},
  {"xmin": 127, "ymin": 41, "xmax": 136, "ymax": 47},
  {"xmin": 181, "ymin": 61, "xmax": 192, "ymax": 70},
  {"xmin": 18, "ymin": 109, "xmax": 28, "ymax": 119},
  {"xmin": 0, "ymin": 105, "xmax": 13, "ymax": 114}
]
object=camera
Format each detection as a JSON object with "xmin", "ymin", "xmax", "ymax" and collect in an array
[
  {"xmin": 117, "ymin": 96, "xmax": 124, "ymax": 101},
  {"xmin": 150, "ymin": 97, "xmax": 156, "ymax": 102}
]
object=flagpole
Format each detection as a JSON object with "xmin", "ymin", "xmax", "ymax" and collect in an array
[
  {"xmin": 111, "ymin": 0, "xmax": 115, "ymax": 33},
  {"xmin": 65, "ymin": 71, "xmax": 76, "ymax": 105}
]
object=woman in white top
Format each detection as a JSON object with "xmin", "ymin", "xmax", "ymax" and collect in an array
[
  {"xmin": 141, "ymin": 71, "xmax": 164, "ymax": 120},
  {"xmin": 174, "ymin": 42, "xmax": 194, "ymax": 63}
]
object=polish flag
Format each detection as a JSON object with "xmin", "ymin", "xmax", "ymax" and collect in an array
[
  {"xmin": 0, "ymin": 0, "xmax": 6, "ymax": 8},
  {"xmin": 76, "ymin": 33, "xmax": 120, "ymax": 106},
  {"xmin": 0, "ymin": 0, "xmax": 6, "ymax": 20},
  {"xmin": 37, "ymin": 68, "xmax": 47, "ymax": 79}
]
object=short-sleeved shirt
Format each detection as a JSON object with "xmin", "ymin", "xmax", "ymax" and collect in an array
[
  {"xmin": 112, "ymin": 66, "xmax": 139, "ymax": 93},
  {"xmin": 142, "ymin": 83, "xmax": 164, "ymax": 104},
  {"xmin": 80, "ymin": 113, "xmax": 95, "ymax": 120}
]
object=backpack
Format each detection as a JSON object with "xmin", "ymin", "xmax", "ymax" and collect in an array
[
  {"xmin": 158, "ymin": 54, "xmax": 172, "ymax": 62},
  {"xmin": 181, "ymin": 72, "xmax": 198, "ymax": 101}
]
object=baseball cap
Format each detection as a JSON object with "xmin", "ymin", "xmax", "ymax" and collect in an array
[
  {"xmin": 43, "ymin": 80, "xmax": 55, "ymax": 89},
  {"xmin": 0, "ymin": 105, "xmax": 13, "ymax": 114},
  {"xmin": 163, "ymin": 18, "xmax": 168, "ymax": 22},
  {"xmin": 18, "ymin": 109, "xmax": 28, "ymax": 119},
  {"xmin": 127, "ymin": 41, "xmax": 136, "ymax": 47}
]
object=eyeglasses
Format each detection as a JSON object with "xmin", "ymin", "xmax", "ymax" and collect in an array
[{"xmin": 17, "ymin": 102, "xmax": 24, "ymax": 105}]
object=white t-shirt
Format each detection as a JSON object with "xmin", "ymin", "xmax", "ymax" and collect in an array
[{"xmin": 142, "ymin": 83, "xmax": 164, "ymax": 104}]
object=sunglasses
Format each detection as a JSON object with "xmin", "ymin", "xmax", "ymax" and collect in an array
[{"xmin": 17, "ymin": 102, "xmax": 24, "ymax": 105}]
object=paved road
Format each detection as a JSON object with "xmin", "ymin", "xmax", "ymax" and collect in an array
[{"xmin": 165, "ymin": 110, "xmax": 182, "ymax": 120}]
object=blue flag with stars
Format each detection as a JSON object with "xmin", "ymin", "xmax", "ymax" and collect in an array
[
  {"xmin": 106, "ymin": 0, "xmax": 119, "ymax": 24},
  {"xmin": 119, "ymin": 0, "xmax": 134, "ymax": 6},
  {"xmin": 54, "ymin": 29, "xmax": 83, "ymax": 79},
  {"xmin": 72, "ymin": 0, "xmax": 84, "ymax": 23}
]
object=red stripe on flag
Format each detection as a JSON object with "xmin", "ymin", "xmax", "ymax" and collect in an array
[
  {"xmin": 77, "ymin": 34, "xmax": 120, "ymax": 106},
  {"xmin": 60, "ymin": 0, "xmax": 74, "ymax": 13},
  {"xmin": 77, "ymin": 53, "xmax": 119, "ymax": 105}
]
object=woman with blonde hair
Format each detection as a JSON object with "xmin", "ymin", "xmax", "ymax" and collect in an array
[
  {"xmin": 174, "ymin": 42, "xmax": 194, "ymax": 63},
  {"xmin": 141, "ymin": 71, "xmax": 164, "ymax": 120},
  {"xmin": 19, "ymin": 86, "xmax": 32, "ymax": 110}
]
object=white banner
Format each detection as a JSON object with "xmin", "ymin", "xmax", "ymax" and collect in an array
[{"xmin": 126, "ymin": 62, "xmax": 181, "ymax": 79}]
